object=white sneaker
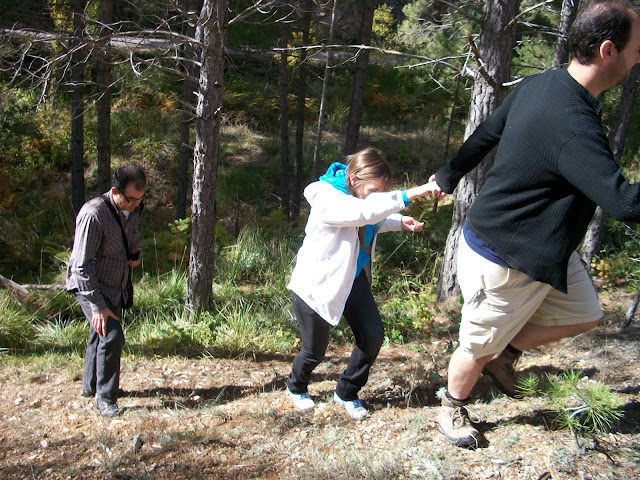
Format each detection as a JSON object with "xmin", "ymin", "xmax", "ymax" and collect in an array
[
  {"xmin": 287, "ymin": 388, "xmax": 315, "ymax": 410},
  {"xmin": 333, "ymin": 392, "xmax": 368, "ymax": 419}
]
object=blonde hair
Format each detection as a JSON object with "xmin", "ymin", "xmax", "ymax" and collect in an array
[{"xmin": 345, "ymin": 147, "xmax": 392, "ymax": 195}]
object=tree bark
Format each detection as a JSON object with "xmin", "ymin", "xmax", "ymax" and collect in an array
[
  {"xmin": 553, "ymin": 0, "xmax": 578, "ymax": 69},
  {"xmin": 70, "ymin": 0, "xmax": 87, "ymax": 216},
  {"xmin": 344, "ymin": 0, "xmax": 375, "ymax": 155},
  {"xmin": 311, "ymin": 0, "xmax": 338, "ymax": 183},
  {"xmin": 292, "ymin": 0, "xmax": 313, "ymax": 220},
  {"xmin": 96, "ymin": 0, "xmax": 113, "ymax": 194},
  {"xmin": 279, "ymin": 22, "xmax": 290, "ymax": 218},
  {"xmin": 188, "ymin": 0, "xmax": 228, "ymax": 313},
  {"xmin": 437, "ymin": 0, "xmax": 520, "ymax": 301},
  {"xmin": 581, "ymin": 64, "xmax": 640, "ymax": 266}
]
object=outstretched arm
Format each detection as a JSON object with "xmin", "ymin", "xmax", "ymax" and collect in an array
[{"xmin": 405, "ymin": 179, "xmax": 447, "ymax": 201}]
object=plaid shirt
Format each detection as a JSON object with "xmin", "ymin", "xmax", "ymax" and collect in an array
[{"xmin": 66, "ymin": 191, "xmax": 141, "ymax": 313}]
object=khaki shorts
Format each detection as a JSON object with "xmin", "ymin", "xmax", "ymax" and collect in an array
[{"xmin": 456, "ymin": 233, "xmax": 603, "ymax": 359}]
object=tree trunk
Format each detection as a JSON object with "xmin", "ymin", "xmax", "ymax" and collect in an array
[
  {"xmin": 581, "ymin": 64, "xmax": 640, "ymax": 266},
  {"xmin": 553, "ymin": 0, "xmax": 578, "ymax": 69},
  {"xmin": 187, "ymin": 0, "xmax": 228, "ymax": 313},
  {"xmin": 96, "ymin": 0, "xmax": 113, "ymax": 194},
  {"xmin": 621, "ymin": 288, "xmax": 640, "ymax": 329},
  {"xmin": 70, "ymin": 0, "xmax": 86, "ymax": 216},
  {"xmin": 292, "ymin": 0, "xmax": 312, "ymax": 220},
  {"xmin": 176, "ymin": 0, "xmax": 198, "ymax": 221},
  {"xmin": 344, "ymin": 0, "xmax": 375, "ymax": 155},
  {"xmin": 279, "ymin": 22, "xmax": 290, "ymax": 218},
  {"xmin": 437, "ymin": 0, "xmax": 520, "ymax": 301},
  {"xmin": 311, "ymin": 0, "xmax": 338, "ymax": 183}
]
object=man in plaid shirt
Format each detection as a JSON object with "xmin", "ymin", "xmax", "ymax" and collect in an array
[{"xmin": 67, "ymin": 164, "xmax": 146, "ymax": 417}]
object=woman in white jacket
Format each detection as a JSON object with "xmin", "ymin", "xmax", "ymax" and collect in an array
[{"xmin": 286, "ymin": 147, "xmax": 443, "ymax": 419}]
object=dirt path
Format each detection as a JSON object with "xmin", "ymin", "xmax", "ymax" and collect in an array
[{"xmin": 1, "ymin": 318, "xmax": 639, "ymax": 479}]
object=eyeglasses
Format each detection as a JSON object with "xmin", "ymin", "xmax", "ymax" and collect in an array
[{"xmin": 121, "ymin": 192, "xmax": 145, "ymax": 203}]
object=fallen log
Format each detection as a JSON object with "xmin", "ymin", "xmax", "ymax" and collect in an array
[
  {"xmin": 0, "ymin": 274, "xmax": 65, "ymax": 296},
  {"xmin": 0, "ymin": 274, "xmax": 29, "ymax": 296}
]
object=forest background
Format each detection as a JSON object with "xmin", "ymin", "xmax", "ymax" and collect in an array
[{"xmin": 1, "ymin": 1, "xmax": 640, "ymax": 479}]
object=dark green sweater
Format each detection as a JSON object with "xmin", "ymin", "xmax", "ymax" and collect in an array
[{"xmin": 435, "ymin": 68, "xmax": 640, "ymax": 292}]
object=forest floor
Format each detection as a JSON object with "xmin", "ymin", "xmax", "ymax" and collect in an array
[{"xmin": 1, "ymin": 290, "xmax": 639, "ymax": 480}]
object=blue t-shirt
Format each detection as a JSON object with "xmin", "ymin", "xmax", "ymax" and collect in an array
[{"xmin": 463, "ymin": 220, "xmax": 510, "ymax": 268}]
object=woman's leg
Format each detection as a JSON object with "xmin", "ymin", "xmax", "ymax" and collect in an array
[
  {"xmin": 287, "ymin": 293, "xmax": 331, "ymax": 394},
  {"xmin": 335, "ymin": 272, "xmax": 384, "ymax": 401}
]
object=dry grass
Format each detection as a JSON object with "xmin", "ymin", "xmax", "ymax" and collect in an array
[{"xmin": 1, "ymin": 293, "xmax": 639, "ymax": 479}]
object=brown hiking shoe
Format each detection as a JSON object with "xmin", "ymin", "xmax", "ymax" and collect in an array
[
  {"xmin": 437, "ymin": 394, "xmax": 479, "ymax": 447},
  {"xmin": 482, "ymin": 348, "xmax": 522, "ymax": 398}
]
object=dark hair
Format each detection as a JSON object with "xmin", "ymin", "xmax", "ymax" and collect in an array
[
  {"xmin": 112, "ymin": 164, "xmax": 146, "ymax": 192},
  {"xmin": 569, "ymin": 0, "xmax": 638, "ymax": 64}
]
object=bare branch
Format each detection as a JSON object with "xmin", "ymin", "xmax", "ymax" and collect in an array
[
  {"xmin": 433, "ymin": 0, "xmax": 482, "ymax": 26},
  {"xmin": 506, "ymin": 0, "xmax": 555, "ymax": 30},
  {"xmin": 273, "ymin": 44, "xmax": 463, "ymax": 73}
]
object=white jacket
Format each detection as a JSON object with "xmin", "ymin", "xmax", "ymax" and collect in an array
[{"xmin": 287, "ymin": 181, "xmax": 406, "ymax": 326}]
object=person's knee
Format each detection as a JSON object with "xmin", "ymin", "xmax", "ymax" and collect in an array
[
  {"xmin": 300, "ymin": 348, "xmax": 324, "ymax": 366},
  {"xmin": 360, "ymin": 329, "xmax": 384, "ymax": 357}
]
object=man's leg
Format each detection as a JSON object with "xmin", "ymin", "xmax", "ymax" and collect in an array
[
  {"xmin": 510, "ymin": 319, "xmax": 601, "ymax": 351},
  {"xmin": 484, "ymin": 252, "xmax": 603, "ymax": 396},
  {"xmin": 93, "ymin": 299, "xmax": 124, "ymax": 417},
  {"xmin": 76, "ymin": 295, "xmax": 97, "ymax": 396},
  {"xmin": 95, "ymin": 314, "xmax": 125, "ymax": 403},
  {"xmin": 447, "ymin": 348, "xmax": 493, "ymax": 400},
  {"xmin": 438, "ymin": 234, "xmax": 550, "ymax": 446}
]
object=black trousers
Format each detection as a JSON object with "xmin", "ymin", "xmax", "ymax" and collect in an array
[
  {"xmin": 287, "ymin": 272, "xmax": 384, "ymax": 401},
  {"xmin": 77, "ymin": 295, "xmax": 125, "ymax": 403}
]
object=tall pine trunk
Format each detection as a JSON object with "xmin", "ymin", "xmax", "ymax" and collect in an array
[
  {"xmin": 292, "ymin": 0, "xmax": 312, "ymax": 220},
  {"xmin": 96, "ymin": 0, "xmax": 113, "ymax": 194},
  {"xmin": 188, "ymin": 0, "xmax": 228, "ymax": 312},
  {"xmin": 553, "ymin": 0, "xmax": 578, "ymax": 69},
  {"xmin": 70, "ymin": 0, "xmax": 86, "ymax": 215},
  {"xmin": 311, "ymin": 0, "xmax": 338, "ymax": 183},
  {"xmin": 437, "ymin": 0, "xmax": 520, "ymax": 301},
  {"xmin": 279, "ymin": 23, "xmax": 290, "ymax": 218},
  {"xmin": 344, "ymin": 0, "xmax": 375, "ymax": 155}
]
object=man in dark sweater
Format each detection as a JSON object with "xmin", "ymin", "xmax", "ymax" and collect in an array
[{"xmin": 431, "ymin": 0, "xmax": 640, "ymax": 447}]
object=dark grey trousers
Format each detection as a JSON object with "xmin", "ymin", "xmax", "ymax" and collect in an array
[
  {"xmin": 77, "ymin": 295, "xmax": 125, "ymax": 403},
  {"xmin": 287, "ymin": 272, "xmax": 384, "ymax": 401}
]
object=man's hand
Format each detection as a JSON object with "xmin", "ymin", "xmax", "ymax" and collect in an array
[
  {"xmin": 406, "ymin": 178, "xmax": 447, "ymax": 202},
  {"xmin": 428, "ymin": 174, "xmax": 446, "ymax": 199},
  {"xmin": 401, "ymin": 216, "xmax": 424, "ymax": 232},
  {"xmin": 91, "ymin": 308, "xmax": 117, "ymax": 336},
  {"xmin": 128, "ymin": 249, "xmax": 142, "ymax": 267}
]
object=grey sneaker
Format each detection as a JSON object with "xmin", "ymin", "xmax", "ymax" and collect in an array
[
  {"xmin": 95, "ymin": 397, "xmax": 119, "ymax": 418},
  {"xmin": 333, "ymin": 393, "xmax": 368, "ymax": 420},
  {"xmin": 482, "ymin": 348, "xmax": 522, "ymax": 398},
  {"xmin": 287, "ymin": 388, "xmax": 315, "ymax": 410},
  {"xmin": 437, "ymin": 394, "xmax": 479, "ymax": 447}
]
